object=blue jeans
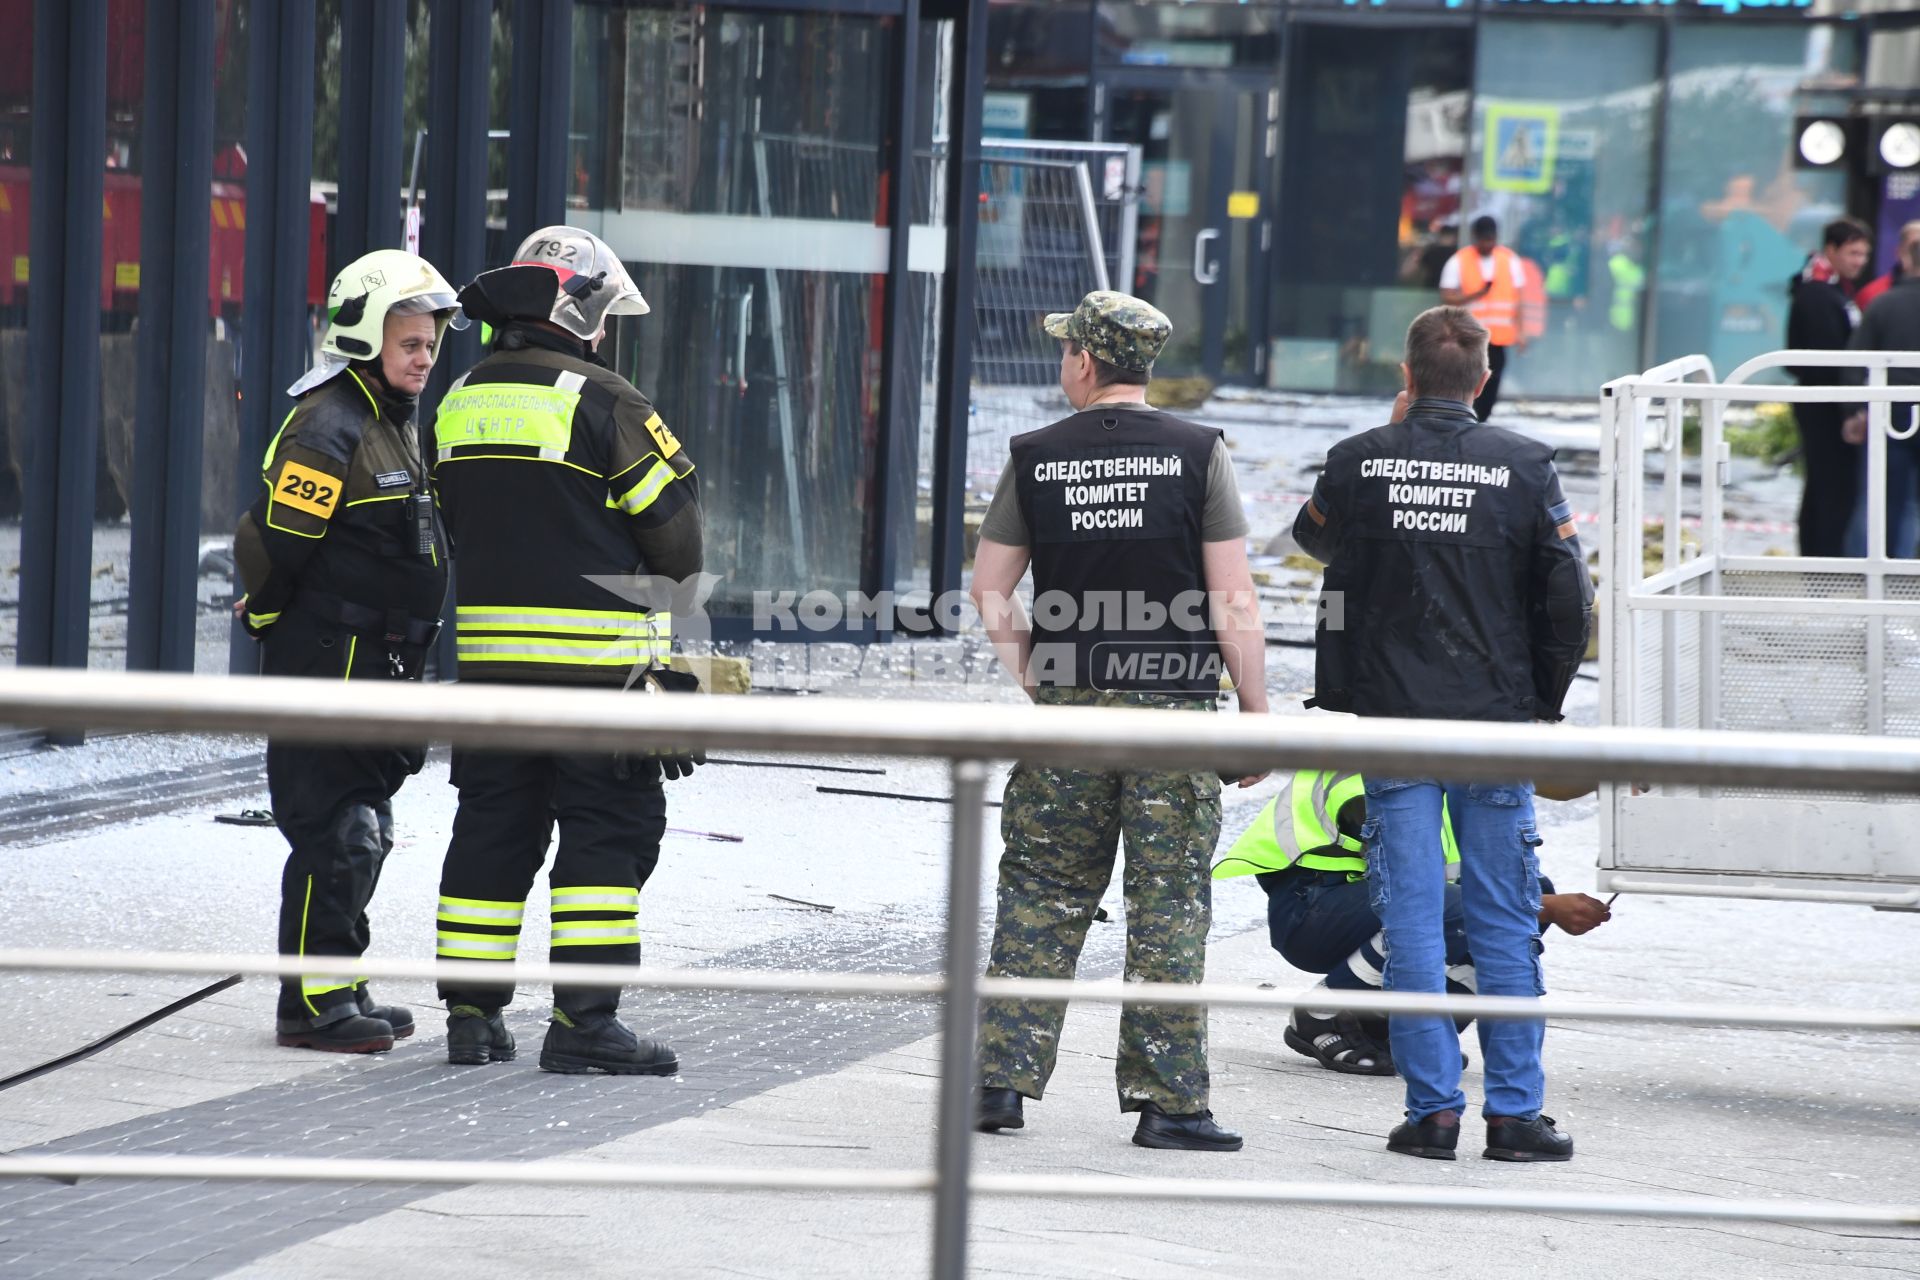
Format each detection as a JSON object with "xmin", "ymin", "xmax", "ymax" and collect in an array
[
  {"xmin": 1845, "ymin": 419, "xmax": 1920, "ymax": 559},
  {"xmin": 1260, "ymin": 870, "xmax": 1470, "ymax": 984},
  {"xmin": 1364, "ymin": 777, "xmax": 1546, "ymax": 1122}
]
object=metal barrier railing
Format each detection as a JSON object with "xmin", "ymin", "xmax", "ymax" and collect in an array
[{"xmin": 0, "ymin": 668, "xmax": 1916, "ymax": 1273}]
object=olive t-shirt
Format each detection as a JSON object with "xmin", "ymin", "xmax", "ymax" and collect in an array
[{"xmin": 978, "ymin": 416, "xmax": 1250, "ymax": 547}]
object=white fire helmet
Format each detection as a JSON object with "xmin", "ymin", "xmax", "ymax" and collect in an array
[{"xmin": 289, "ymin": 249, "xmax": 467, "ymax": 396}]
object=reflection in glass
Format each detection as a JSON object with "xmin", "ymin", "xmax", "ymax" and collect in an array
[
  {"xmin": 1652, "ymin": 25, "xmax": 1855, "ymax": 379},
  {"xmin": 579, "ymin": 7, "xmax": 893, "ymax": 622},
  {"xmin": 1467, "ymin": 19, "xmax": 1658, "ymax": 398},
  {"xmin": 1270, "ymin": 23, "xmax": 1472, "ymax": 394}
]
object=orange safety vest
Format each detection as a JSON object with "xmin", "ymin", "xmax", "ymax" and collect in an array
[
  {"xmin": 1455, "ymin": 245, "xmax": 1521, "ymax": 347},
  {"xmin": 1519, "ymin": 255, "xmax": 1548, "ymax": 340}
]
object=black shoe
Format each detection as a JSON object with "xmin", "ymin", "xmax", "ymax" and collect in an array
[
  {"xmin": 446, "ymin": 1005, "xmax": 517, "ymax": 1066},
  {"xmin": 976, "ymin": 1087, "xmax": 1025, "ymax": 1132},
  {"xmin": 355, "ymin": 985, "xmax": 414, "ymax": 1040},
  {"xmin": 1387, "ymin": 1109, "xmax": 1461, "ymax": 1160},
  {"xmin": 1131, "ymin": 1103, "xmax": 1243, "ymax": 1152},
  {"xmin": 275, "ymin": 1010, "xmax": 395, "ymax": 1054},
  {"xmin": 1484, "ymin": 1114, "xmax": 1573, "ymax": 1163},
  {"xmin": 1284, "ymin": 1010, "xmax": 1395, "ymax": 1076},
  {"xmin": 539, "ymin": 1010, "xmax": 678, "ymax": 1076}
]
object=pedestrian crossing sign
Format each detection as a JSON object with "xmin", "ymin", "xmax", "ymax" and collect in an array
[{"xmin": 1484, "ymin": 103, "xmax": 1559, "ymax": 195}]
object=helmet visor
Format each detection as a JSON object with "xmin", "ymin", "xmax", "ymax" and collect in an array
[{"xmin": 389, "ymin": 289, "xmax": 471, "ymax": 330}]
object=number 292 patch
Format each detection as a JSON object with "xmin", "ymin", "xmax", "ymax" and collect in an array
[{"xmin": 274, "ymin": 460, "xmax": 341, "ymax": 519}]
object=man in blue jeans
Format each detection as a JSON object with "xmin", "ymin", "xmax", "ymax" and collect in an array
[{"xmin": 1293, "ymin": 306, "xmax": 1592, "ymax": 1162}]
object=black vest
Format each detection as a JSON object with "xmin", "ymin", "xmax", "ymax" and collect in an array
[{"xmin": 1011, "ymin": 405, "xmax": 1222, "ymax": 696}]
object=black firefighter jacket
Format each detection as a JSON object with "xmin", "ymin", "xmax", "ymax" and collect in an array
[{"xmin": 1292, "ymin": 399, "xmax": 1592, "ymax": 724}]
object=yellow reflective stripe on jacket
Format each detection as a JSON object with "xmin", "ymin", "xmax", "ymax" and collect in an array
[
  {"xmin": 433, "ymin": 383, "xmax": 580, "ymax": 462},
  {"xmin": 551, "ymin": 887, "xmax": 641, "ymax": 913},
  {"xmin": 246, "ymin": 610, "xmax": 281, "ymax": 630},
  {"xmin": 608, "ymin": 457, "xmax": 676, "ymax": 515},
  {"xmin": 1213, "ymin": 770, "xmax": 1364, "ymax": 878},
  {"xmin": 457, "ymin": 606, "xmax": 670, "ymax": 637},
  {"xmin": 455, "ymin": 638, "xmax": 669, "ymax": 666}
]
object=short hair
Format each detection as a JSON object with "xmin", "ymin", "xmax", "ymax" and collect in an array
[
  {"xmin": 1470, "ymin": 215, "xmax": 1498, "ymax": 241},
  {"xmin": 1405, "ymin": 306, "xmax": 1489, "ymax": 402},
  {"xmin": 1823, "ymin": 216, "xmax": 1871, "ymax": 251},
  {"xmin": 1905, "ymin": 235, "xmax": 1920, "ymax": 275},
  {"xmin": 1067, "ymin": 340, "xmax": 1150, "ymax": 388}
]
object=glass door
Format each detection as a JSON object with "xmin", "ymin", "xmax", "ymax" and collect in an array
[{"xmin": 1097, "ymin": 75, "xmax": 1275, "ymax": 383}]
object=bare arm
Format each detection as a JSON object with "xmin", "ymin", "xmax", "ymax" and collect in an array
[
  {"xmin": 1203, "ymin": 537, "xmax": 1269, "ymax": 787},
  {"xmin": 969, "ymin": 538, "xmax": 1036, "ymax": 700}
]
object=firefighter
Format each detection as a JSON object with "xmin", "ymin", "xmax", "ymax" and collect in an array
[
  {"xmin": 235, "ymin": 249, "xmax": 461, "ymax": 1053},
  {"xmin": 430, "ymin": 226, "xmax": 702, "ymax": 1075}
]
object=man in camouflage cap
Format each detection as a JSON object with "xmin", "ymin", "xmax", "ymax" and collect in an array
[
  {"xmin": 965, "ymin": 289, "xmax": 1269, "ymax": 1151},
  {"xmin": 1041, "ymin": 290, "xmax": 1173, "ymax": 374}
]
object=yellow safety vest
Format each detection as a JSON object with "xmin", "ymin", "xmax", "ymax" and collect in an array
[{"xmin": 1212, "ymin": 769, "xmax": 1460, "ymax": 880}]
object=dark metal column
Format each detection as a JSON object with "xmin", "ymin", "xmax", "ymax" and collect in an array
[
  {"xmin": 421, "ymin": 0, "xmax": 494, "ymax": 680},
  {"xmin": 20, "ymin": 0, "xmax": 109, "ymax": 685},
  {"xmin": 333, "ymin": 0, "xmax": 407, "ymax": 270},
  {"xmin": 228, "ymin": 0, "xmax": 318, "ymax": 678},
  {"xmin": 929, "ymin": 0, "xmax": 987, "ymax": 617},
  {"xmin": 865, "ymin": 1, "xmax": 922, "ymax": 630},
  {"xmin": 128, "ymin": 0, "xmax": 217, "ymax": 674},
  {"xmin": 506, "ymin": 0, "xmax": 575, "ymax": 249}
]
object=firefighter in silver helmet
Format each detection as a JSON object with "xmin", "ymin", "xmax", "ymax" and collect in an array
[{"xmin": 428, "ymin": 226, "xmax": 703, "ymax": 1075}]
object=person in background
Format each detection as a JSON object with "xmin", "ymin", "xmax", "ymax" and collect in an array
[
  {"xmin": 1440, "ymin": 215, "xmax": 1528, "ymax": 422},
  {"xmin": 1854, "ymin": 219, "xmax": 1920, "ymax": 312},
  {"xmin": 1844, "ymin": 230, "xmax": 1920, "ymax": 558},
  {"xmin": 1786, "ymin": 217, "xmax": 1872, "ymax": 558}
]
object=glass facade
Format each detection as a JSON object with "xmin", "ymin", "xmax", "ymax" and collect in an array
[{"xmin": 574, "ymin": 5, "xmax": 903, "ymax": 624}]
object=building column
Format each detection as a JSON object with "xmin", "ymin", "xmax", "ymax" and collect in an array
[
  {"xmin": 333, "ymin": 0, "xmax": 407, "ymax": 271},
  {"xmin": 20, "ymin": 0, "xmax": 109, "ymax": 695},
  {"xmin": 420, "ymin": 0, "xmax": 494, "ymax": 679},
  {"xmin": 127, "ymin": 0, "xmax": 217, "ymax": 674},
  {"xmin": 229, "ymin": 0, "xmax": 318, "ymax": 678},
  {"xmin": 929, "ymin": 0, "xmax": 987, "ymax": 617},
  {"xmin": 506, "ymin": 0, "xmax": 574, "ymax": 249}
]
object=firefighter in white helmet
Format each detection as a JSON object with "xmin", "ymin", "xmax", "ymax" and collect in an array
[
  {"xmin": 234, "ymin": 248, "xmax": 463, "ymax": 1054},
  {"xmin": 428, "ymin": 226, "xmax": 702, "ymax": 1074}
]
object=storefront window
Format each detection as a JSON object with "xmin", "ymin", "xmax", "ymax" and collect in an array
[
  {"xmin": 1651, "ymin": 24, "xmax": 1856, "ymax": 378},
  {"xmin": 1468, "ymin": 18, "xmax": 1659, "ymax": 397},
  {"xmin": 1270, "ymin": 23, "xmax": 1472, "ymax": 394},
  {"xmin": 577, "ymin": 5, "xmax": 895, "ymax": 623},
  {"xmin": 1094, "ymin": 2, "xmax": 1281, "ymax": 70},
  {"xmin": 985, "ymin": 1, "xmax": 1091, "ymax": 142}
]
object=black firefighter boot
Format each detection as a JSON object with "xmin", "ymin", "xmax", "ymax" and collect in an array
[
  {"xmin": 446, "ymin": 1005, "xmax": 517, "ymax": 1066},
  {"xmin": 276, "ymin": 997, "xmax": 396, "ymax": 1054},
  {"xmin": 355, "ymin": 983, "xmax": 415, "ymax": 1039},
  {"xmin": 539, "ymin": 1009, "xmax": 678, "ymax": 1076}
]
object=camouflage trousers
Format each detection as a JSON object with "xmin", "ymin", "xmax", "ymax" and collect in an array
[{"xmin": 978, "ymin": 687, "xmax": 1224, "ymax": 1114}]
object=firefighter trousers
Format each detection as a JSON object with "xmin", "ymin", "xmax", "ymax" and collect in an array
[
  {"xmin": 270, "ymin": 742, "xmax": 425, "ymax": 1023},
  {"xmin": 436, "ymin": 749, "xmax": 668, "ymax": 1018}
]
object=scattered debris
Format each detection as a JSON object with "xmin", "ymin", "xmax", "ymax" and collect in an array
[
  {"xmin": 767, "ymin": 893, "xmax": 835, "ymax": 912},
  {"xmin": 667, "ymin": 826, "xmax": 744, "ymax": 843},
  {"xmin": 816, "ymin": 785, "xmax": 1003, "ymax": 808},
  {"xmin": 214, "ymin": 808, "xmax": 276, "ymax": 827}
]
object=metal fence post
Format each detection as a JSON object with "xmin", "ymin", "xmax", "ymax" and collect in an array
[{"xmin": 932, "ymin": 758, "xmax": 988, "ymax": 1280}]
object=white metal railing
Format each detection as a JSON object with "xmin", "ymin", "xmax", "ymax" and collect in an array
[
  {"xmin": 0, "ymin": 668, "xmax": 1917, "ymax": 1273},
  {"xmin": 1599, "ymin": 351, "xmax": 1920, "ymax": 905}
]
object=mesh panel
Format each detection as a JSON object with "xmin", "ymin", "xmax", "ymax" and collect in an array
[{"xmin": 1721, "ymin": 569, "xmax": 1867, "ymax": 600}]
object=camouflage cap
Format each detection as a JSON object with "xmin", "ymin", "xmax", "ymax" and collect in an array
[{"xmin": 1042, "ymin": 290, "xmax": 1172, "ymax": 374}]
